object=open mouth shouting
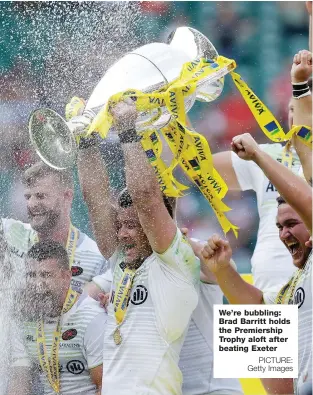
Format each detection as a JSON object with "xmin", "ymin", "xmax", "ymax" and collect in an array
[{"xmin": 285, "ymin": 240, "xmax": 301, "ymax": 257}]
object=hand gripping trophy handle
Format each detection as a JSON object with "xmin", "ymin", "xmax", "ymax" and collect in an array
[{"xmin": 29, "ymin": 27, "xmax": 232, "ymax": 170}]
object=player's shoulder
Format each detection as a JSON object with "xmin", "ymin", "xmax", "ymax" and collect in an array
[
  {"xmin": 76, "ymin": 295, "xmax": 106, "ymax": 317},
  {"xmin": 2, "ymin": 218, "xmax": 33, "ymax": 243},
  {"xmin": 76, "ymin": 231, "xmax": 103, "ymax": 256},
  {"xmin": 260, "ymin": 143, "xmax": 284, "ymax": 157},
  {"xmin": 2, "ymin": 218, "xmax": 31, "ymax": 232}
]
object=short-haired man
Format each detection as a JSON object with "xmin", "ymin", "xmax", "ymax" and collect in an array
[
  {"xmin": 18, "ymin": 161, "xmax": 107, "ymax": 293},
  {"xmin": 78, "ymin": 100, "xmax": 200, "ymax": 394},
  {"xmin": 0, "ymin": 161, "xmax": 107, "ymax": 394},
  {"xmin": 201, "ymin": 133, "xmax": 312, "ymax": 395},
  {"xmin": 9, "ymin": 240, "xmax": 106, "ymax": 395}
]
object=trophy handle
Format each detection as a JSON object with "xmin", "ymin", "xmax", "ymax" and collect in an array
[{"xmin": 29, "ymin": 108, "xmax": 78, "ymax": 170}]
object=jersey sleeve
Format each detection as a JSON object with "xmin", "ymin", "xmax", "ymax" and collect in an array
[
  {"xmin": 231, "ymin": 151, "xmax": 256, "ymax": 191},
  {"xmin": 83, "ymin": 312, "xmax": 107, "ymax": 369},
  {"xmin": 92, "ymin": 269, "xmax": 113, "ymax": 293},
  {"xmin": 94, "ymin": 255, "xmax": 108, "ymax": 276},
  {"xmin": 154, "ymin": 228, "xmax": 200, "ymax": 285}
]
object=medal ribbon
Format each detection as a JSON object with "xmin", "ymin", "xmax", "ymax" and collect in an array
[
  {"xmin": 86, "ymin": 52, "xmax": 311, "ymax": 237},
  {"xmin": 36, "ymin": 289, "xmax": 78, "ymax": 393},
  {"xmin": 275, "ymin": 270, "xmax": 302, "ymax": 304},
  {"xmin": 34, "ymin": 223, "xmax": 79, "ymax": 393},
  {"xmin": 113, "ymin": 267, "xmax": 136, "ymax": 325}
]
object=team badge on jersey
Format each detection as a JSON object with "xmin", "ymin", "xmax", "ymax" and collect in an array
[
  {"xmin": 67, "ymin": 360, "xmax": 85, "ymax": 374},
  {"xmin": 71, "ymin": 266, "xmax": 83, "ymax": 276},
  {"xmin": 294, "ymin": 287, "xmax": 305, "ymax": 308},
  {"xmin": 131, "ymin": 285, "xmax": 148, "ymax": 305},
  {"xmin": 62, "ymin": 328, "xmax": 78, "ymax": 340}
]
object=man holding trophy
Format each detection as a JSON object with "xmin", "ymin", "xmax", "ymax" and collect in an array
[{"xmin": 27, "ymin": 27, "xmax": 264, "ymax": 394}]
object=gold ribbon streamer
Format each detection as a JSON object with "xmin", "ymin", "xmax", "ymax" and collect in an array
[
  {"xmin": 88, "ymin": 56, "xmax": 236, "ymax": 139},
  {"xmin": 87, "ymin": 56, "xmax": 238, "ymax": 236},
  {"xmin": 69, "ymin": 50, "xmax": 312, "ymax": 237},
  {"xmin": 291, "ymin": 125, "xmax": 312, "ymax": 148}
]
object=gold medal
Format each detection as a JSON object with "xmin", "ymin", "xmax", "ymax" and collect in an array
[{"xmin": 113, "ymin": 327, "xmax": 122, "ymax": 345}]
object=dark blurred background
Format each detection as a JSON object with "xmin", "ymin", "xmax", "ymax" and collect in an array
[{"xmin": 0, "ymin": 1, "xmax": 309, "ymax": 274}]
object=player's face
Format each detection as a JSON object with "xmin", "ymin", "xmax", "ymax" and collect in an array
[
  {"xmin": 117, "ymin": 206, "xmax": 152, "ymax": 267},
  {"xmin": 22, "ymin": 258, "xmax": 71, "ymax": 319},
  {"xmin": 288, "ymin": 99, "xmax": 294, "ymax": 130},
  {"xmin": 276, "ymin": 204, "xmax": 311, "ymax": 268},
  {"xmin": 24, "ymin": 175, "xmax": 63, "ymax": 233}
]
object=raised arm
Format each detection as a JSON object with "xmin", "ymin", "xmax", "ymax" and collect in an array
[
  {"xmin": 77, "ymin": 146, "xmax": 118, "ymax": 259},
  {"xmin": 65, "ymin": 96, "xmax": 118, "ymax": 259},
  {"xmin": 290, "ymin": 49, "xmax": 312, "ymax": 185},
  {"xmin": 110, "ymin": 100, "xmax": 177, "ymax": 254},
  {"xmin": 201, "ymin": 234, "xmax": 263, "ymax": 304},
  {"xmin": 232, "ymin": 133, "xmax": 312, "ymax": 234},
  {"xmin": 213, "ymin": 151, "xmax": 242, "ymax": 191}
]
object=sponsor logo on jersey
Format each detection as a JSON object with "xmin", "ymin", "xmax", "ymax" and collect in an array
[
  {"xmin": 71, "ymin": 266, "xmax": 83, "ymax": 276},
  {"xmin": 62, "ymin": 328, "xmax": 78, "ymax": 341},
  {"xmin": 8, "ymin": 245, "xmax": 25, "ymax": 258},
  {"xmin": 265, "ymin": 181, "xmax": 278, "ymax": 193},
  {"xmin": 71, "ymin": 279, "xmax": 83, "ymax": 293},
  {"xmin": 60, "ymin": 343, "xmax": 81, "ymax": 349},
  {"xmin": 119, "ymin": 261, "xmax": 127, "ymax": 271},
  {"xmin": 67, "ymin": 360, "xmax": 85, "ymax": 375},
  {"xmin": 131, "ymin": 285, "xmax": 148, "ymax": 305},
  {"xmin": 294, "ymin": 287, "xmax": 305, "ymax": 308},
  {"xmin": 26, "ymin": 334, "xmax": 35, "ymax": 342}
]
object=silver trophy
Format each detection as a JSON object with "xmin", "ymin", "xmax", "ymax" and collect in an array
[{"xmin": 29, "ymin": 27, "xmax": 230, "ymax": 170}]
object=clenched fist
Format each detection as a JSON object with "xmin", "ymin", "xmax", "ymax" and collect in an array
[
  {"xmin": 291, "ymin": 50, "xmax": 312, "ymax": 83},
  {"xmin": 110, "ymin": 98, "xmax": 137, "ymax": 132},
  {"xmin": 231, "ymin": 133, "xmax": 261, "ymax": 161},
  {"xmin": 201, "ymin": 234, "xmax": 232, "ymax": 273}
]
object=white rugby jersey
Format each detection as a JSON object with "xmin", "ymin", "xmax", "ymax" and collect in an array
[
  {"xmin": 101, "ymin": 229, "xmax": 199, "ymax": 395},
  {"xmin": 180, "ymin": 282, "xmax": 243, "ymax": 395},
  {"xmin": 231, "ymin": 144, "xmax": 301, "ymax": 290},
  {"xmin": 1, "ymin": 218, "xmax": 107, "ymax": 294},
  {"xmin": 263, "ymin": 253, "xmax": 312, "ymax": 395},
  {"xmin": 12, "ymin": 296, "xmax": 107, "ymax": 395}
]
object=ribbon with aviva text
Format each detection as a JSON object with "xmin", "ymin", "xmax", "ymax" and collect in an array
[{"xmin": 87, "ymin": 55, "xmax": 311, "ymax": 236}]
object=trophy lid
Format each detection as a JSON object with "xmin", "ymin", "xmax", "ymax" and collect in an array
[{"xmin": 29, "ymin": 108, "xmax": 77, "ymax": 170}]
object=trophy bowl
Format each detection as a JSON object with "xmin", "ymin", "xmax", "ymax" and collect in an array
[{"xmin": 29, "ymin": 26, "xmax": 225, "ymax": 170}]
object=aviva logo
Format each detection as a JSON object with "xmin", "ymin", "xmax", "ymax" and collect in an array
[
  {"xmin": 189, "ymin": 158, "xmax": 200, "ymax": 171},
  {"xmin": 264, "ymin": 121, "xmax": 280, "ymax": 136}
]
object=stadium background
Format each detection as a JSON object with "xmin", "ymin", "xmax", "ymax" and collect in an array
[
  {"xmin": 0, "ymin": 1, "xmax": 308, "ymax": 276},
  {"xmin": 0, "ymin": 2, "xmax": 309, "ymax": 394},
  {"xmin": 0, "ymin": 0, "xmax": 309, "ymax": 277}
]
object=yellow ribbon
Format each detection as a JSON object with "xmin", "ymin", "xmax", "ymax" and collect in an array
[
  {"xmin": 36, "ymin": 288, "xmax": 78, "ymax": 394},
  {"xmin": 275, "ymin": 268, "xmax": 303, "ymax": 305},
  {"xmin": 87, "ymin": 56, "xmax": 236, "ymax": 139},
  {"xmin": 230, "ymin": 73, "xmax": 313, "ymax": 146},
  {"xmin": 113, "ymin": 267, "xmax": 136, "ymax": 325},
  {"xmin": 84, "ymin": 54, "xmax": 311, "ymax": 237},
  {"xmin": 86, "ymin": 56, "xmax": 239, "ymax": 236},
  {"xmin": 291, "ymin": 125, "xmax": 312, "ymax": 148}
]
